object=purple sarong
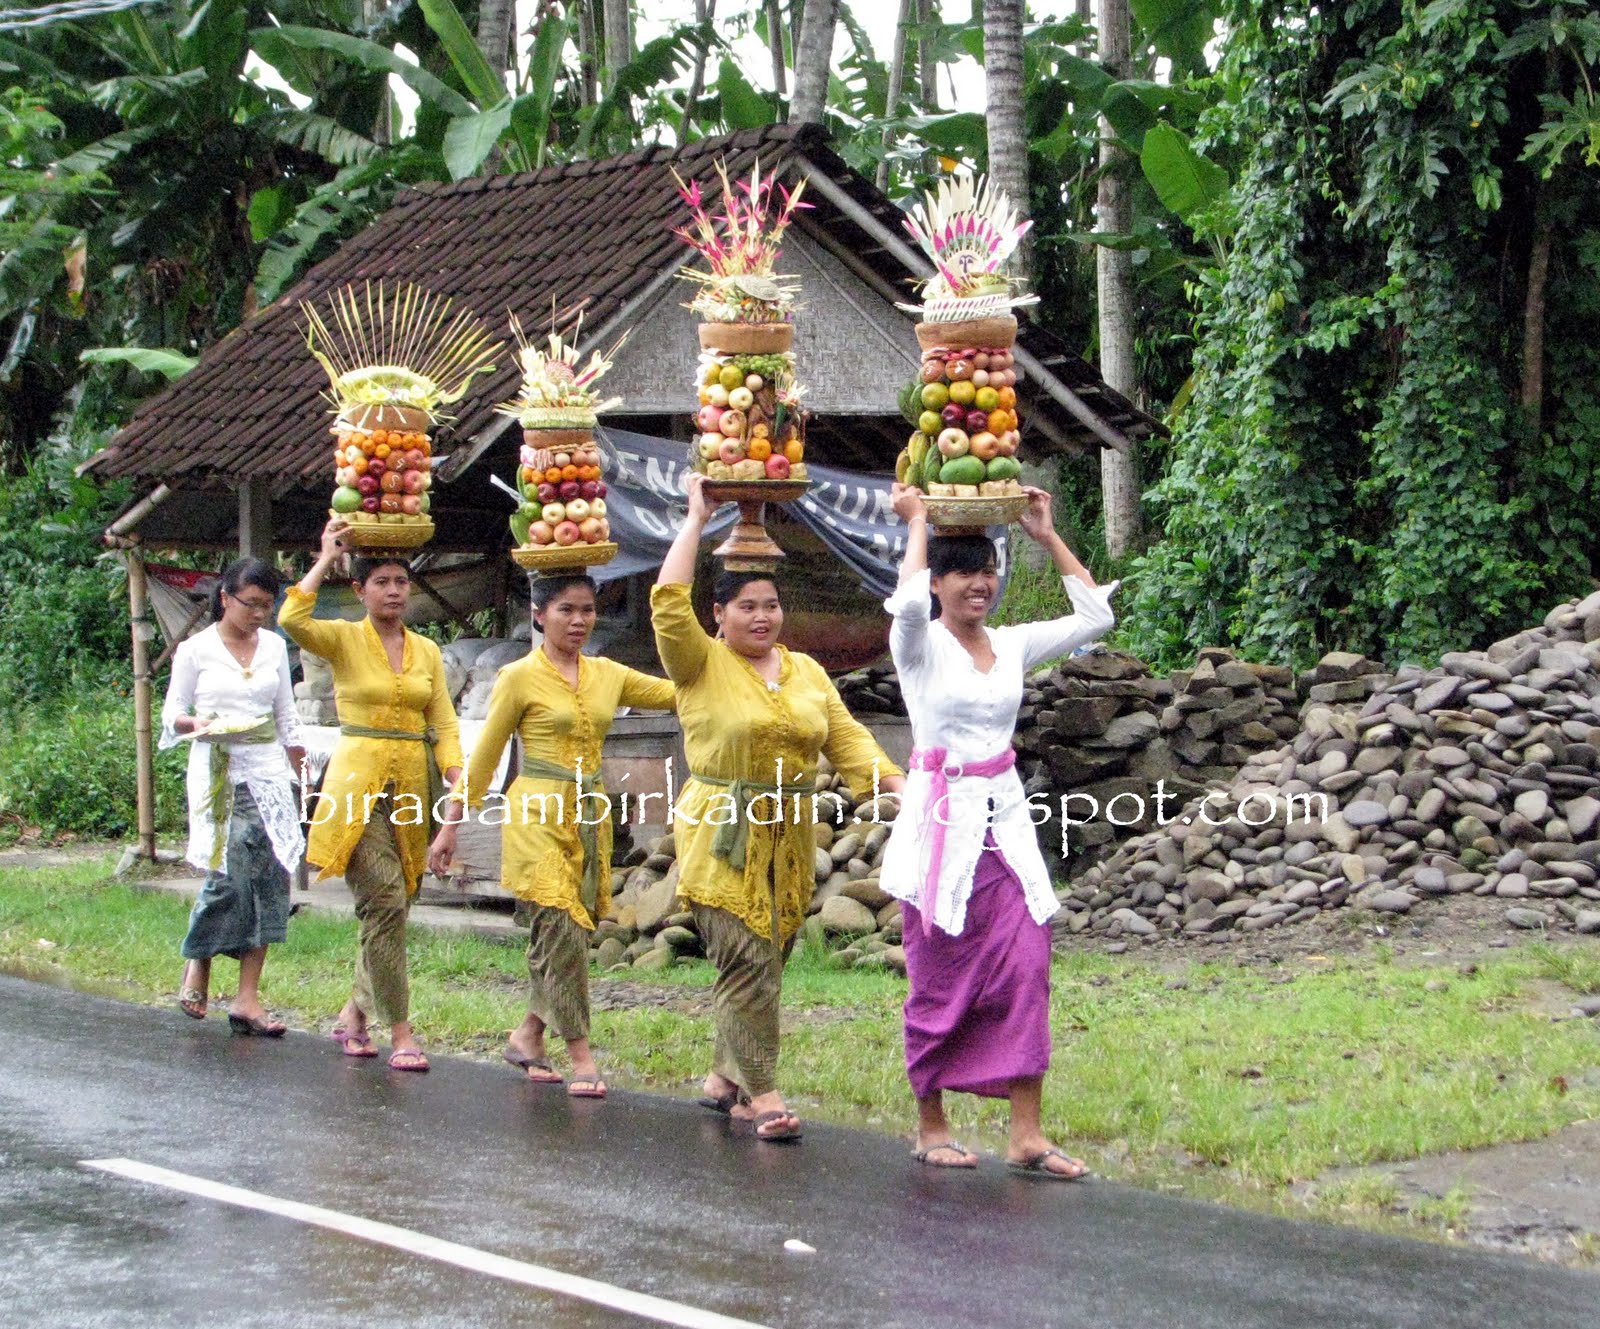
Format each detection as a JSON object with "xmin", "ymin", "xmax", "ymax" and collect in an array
[{"xmin": 901, "ymin": 840, "xmax": 1052, "ymax": 1100}]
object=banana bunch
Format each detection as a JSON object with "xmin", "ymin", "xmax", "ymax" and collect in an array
[{"xmin": 894, "ymin": 429, "xmax": 931, "ymax": 485}]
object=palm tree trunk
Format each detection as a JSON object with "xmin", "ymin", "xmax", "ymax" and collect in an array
[
  {"xmin": 876, "ymin": 0, "xmax": 914, "ymax": 191},
  {"xmin": 766, "ymin": 0, "xmax": 787, "ymax": 94},
  {"xmin": 983, "ymin": 0, "xmax": 1029, "ymax": 281},
  {"xmin": 1076, "ymin": 0, "xmax": 1092, "ymax": 54},
  {"xmin": 788, "ymin": 0, "xmax": 836, "ymax": 125},
  {"xmin": 917, "ymin": 0, "xmax": 939, "ymax": 110},
  {"xmin": 476, "ymin": 0, "xmax": 516, "ymax": 82},
  {"xmin": 1096, "ymin": 0, "xmax": 1142, "ymax": 559},
  {"xmin": 604, "ymin": 0, "xmax": 632, "ymax": 93},
  {"xmin": 678, "ymin": 0, "xmax": 717, "ymax": 143},
  {"xmin": 577, "ymin": 0, "xmax": 599, "ymax": 107}
]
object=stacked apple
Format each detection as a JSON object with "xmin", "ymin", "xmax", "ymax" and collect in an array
[
  {"xmin": 693, "ymin": 351, "xmax": 808, "ymax": 483},
  {"xmin": 513, "ymin": 434, "xmax": 610, "ymax": 550},
  {"xmin": 895, "ymin": 343, "xmax": 1026, "ymax": 497},
  {"xmin": 329, "ymin": 421, "xmax": 433, "ymax": 523}
]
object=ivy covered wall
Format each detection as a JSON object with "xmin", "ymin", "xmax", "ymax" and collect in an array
[{"xmin": 1123, "ymin": 0, "xmax": 1600, "ymax": 670}]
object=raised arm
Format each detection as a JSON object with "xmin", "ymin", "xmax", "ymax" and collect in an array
[
  {"xmin": 883, "ymin": 482, "xmax": 934, "ymax": 676},
  {"xmin": 1010, "ymin": 488, "xmax": 1117, "ymax": 669},
  {"xmin": 650, "ymin": 472, "xmax": 718, "ymax": 685},
  {"xmin": 278, "ymin": 519, "xmax": 351, "ymax": 661},
  {"xmin": 656, "ymin": 471, "xmax": 714, "ymax": 587}
]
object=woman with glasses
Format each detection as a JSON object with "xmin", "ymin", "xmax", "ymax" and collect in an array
[{"xmin": 162, "ymin": 558, "xmax": 307, "ymax": 1034}]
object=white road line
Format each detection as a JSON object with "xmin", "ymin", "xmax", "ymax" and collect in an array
[{"xmin": 80, "ymin": 1158, "xmax": 772, "ymax": 1329}]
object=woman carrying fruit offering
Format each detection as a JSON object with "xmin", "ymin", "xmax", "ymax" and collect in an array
[
  {"xmin": 880, "ymin": 483, "xmax": 1115, "ymax": 1178},
  {"xmin": 427, "ymin": 574, "xmax": 674, "ymax": 1097},
  {"xmin": 651, "ymin": 473, "xmax": 904, "ymax": 1141},
  {"xmin": 279, "ymin": 518, "xmax": 463, "ymax": 1071},
  {"xmin": 163, "ymin": 558, "xmax": 306, "ymax": 1034}
]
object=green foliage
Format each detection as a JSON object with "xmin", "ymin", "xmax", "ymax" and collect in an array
[
  {"xmin": 1124, "ymin": 0, "xmax": 1600, "ymax": 669},
  {"xmin": 0, "ymin": 437, "xmax": 129, "ymax": 708},
  {"xmin": 0, "ymin": 694, "xmax": 186, "ymax": 841}
]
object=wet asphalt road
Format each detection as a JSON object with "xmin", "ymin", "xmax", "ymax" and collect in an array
[{"xmin": 1, "ymin": 974, "xmax": 1597, "ymax": 1329}]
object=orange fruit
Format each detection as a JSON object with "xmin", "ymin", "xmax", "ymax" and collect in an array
[
  {"xmin": 372, "ymin": 430, "xmax": 389, "ymax": 446},
  {"xmin": 988, "ymin": 409, "xmax": 1010, "ymax": 433},
  {"xmin": 561, "ymin": 464, "xmax": 579, "ymax": 481},
  {"xmin": 545, "ymin": 466, "xmax": 563, "ymax": 483},
  {"xmin": 783, "ymin": 439, "xmax": 803, "ymax": 463},
  {"xmin": 997, "ymin": 386, "xmax": 1017, "ymax": 410},
  {"xmin": 747, "ymin": 439, "xmax": 772, "ymax": 461},
  {"xmin": 373, "ymin": 443, "xmax": 391, "ymax": 460}
]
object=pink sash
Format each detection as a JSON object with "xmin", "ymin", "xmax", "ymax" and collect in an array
[{"xmin": 907, "ymin": 746, "xmax": 1017, "ymax": 934}]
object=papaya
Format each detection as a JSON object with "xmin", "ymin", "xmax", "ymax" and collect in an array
[{"xmin": 939, "ymin": 455, "xmax": 986, "ymax": 486}]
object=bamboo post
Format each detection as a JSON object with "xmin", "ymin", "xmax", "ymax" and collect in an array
[{"xmin": 125, "ymin": 542, "xmax": 158, "ymax": 861}]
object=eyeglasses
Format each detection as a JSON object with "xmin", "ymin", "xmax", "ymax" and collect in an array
[{"xmin": 227, "ymin": 595, "xmax": 275, "ymax": 613}]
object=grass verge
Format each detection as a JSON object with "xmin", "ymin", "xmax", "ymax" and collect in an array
[{"xmin": 3, "ymin": 860, "xmax": 1598, "ymax": 1253}]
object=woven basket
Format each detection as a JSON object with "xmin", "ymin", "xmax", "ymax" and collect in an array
[
  {"xmin": 511, "ymin": 541, "xmax": 618, "ymax": 571},
  {"xmin": 335, "ymin": 403, "xmax": 434, "ymax": 436},
  {"xmin": 698, "ymin": 322, "xmax": 793, "ymax": 354},
  {"xmin": 701, "ymin": 478, "xmax": 810, "ymax": 505},
  {"xmin": 521, "ymin": 427, "xmax": 594, "ymax": 450},
  {"xmin": 334, "ymin": 513, "xmax": 435, "ymax": 551},
  {"xmin": 923, "ymin": 493, "xmax": 1029, "ymax": 530},
  {"xmin": 914, "ymin": 316, "xmax": 1018, "ymax": 354}
]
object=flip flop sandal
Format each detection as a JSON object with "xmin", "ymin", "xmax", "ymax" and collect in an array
[
  {"xmin": 751, "ymin": 1110, "xmax": 803, "ymax": 1143},
  {"xmin": 1007, "ymin": 1149, "xmax": 1089, "ymax": 1181},
  {"xmin": 913, "ymin": 1141, "xmax": 978, "ymax": 1168},
  {"xmin": 228, "ymin": 1013, "xmax": 288, "ymax": 1038},
  {"xmin": 333, "ymin": 1028, "xmax": 377, "ymax": 1058},
  {"xmin": 697, "ymin": 1087, "xmax": 748, "ymax": 1115},
  {"xmin": 387, "ymin": 1048, "xmax": 430, "ymax": 1073},
  {"xmin": 567, "ymin": 1079, "xmax": 608, "ymax": 1099},
  {"xmin": 502, "ymin": 1048, "xmax": 563, "ymax": 1082},
  {"xmin": 177, "ymin": 986, "xmax": 207, "ymax": 1020}
]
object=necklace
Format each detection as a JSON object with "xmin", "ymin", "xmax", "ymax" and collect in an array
[{"xmin": 218, "ymin": 629, "xmax": 256, "ymax": 678}]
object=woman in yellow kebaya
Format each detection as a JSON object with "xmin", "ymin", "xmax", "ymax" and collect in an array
[
  {"xmin": 652, "ymin": 473, "xmax": 903, "ymax": 1142},
  {"xmin": 429, "ymin": 573, "xmax": 674, "ymax": 1097},
  {"xmin": 280, "ymin": 518, "xmax": 462, "ymax": 1071}
]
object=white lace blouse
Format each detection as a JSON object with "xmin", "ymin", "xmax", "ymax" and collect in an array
[
  {"xmin": 877, "ymin": 568, "xmax": 1117, "ymax": 936},
  {"xmin": 159, "ymin": 625, "xmax": 305, "ymax": 874}
]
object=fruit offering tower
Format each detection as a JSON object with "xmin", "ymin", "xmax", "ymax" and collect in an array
[
  {"xmin": 304, "ymin": 282, "xmax": 501, "ymax": 552},
  {"xmin": 498, "ymin": 316, "xmax": 625, "ymax": 572},
  {"xmin": 894, "ymin": 175, "xmax": 1035, "ymax": 531},
  {"xmin": 673, "ymin": 158, "xmax": 812, "ymax": 567}
]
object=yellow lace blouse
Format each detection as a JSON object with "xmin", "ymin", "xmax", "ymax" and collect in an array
[
  {"xmin": 279, "ymin": 587, "xmax": 463, "ymax": 895},
  {"xmin": 650, "ymin": 582, "xmax": 901, "ymax": 942},
  {"xmin": 455, "ymin": 648, "xmax": 675, "ymax": 927}
]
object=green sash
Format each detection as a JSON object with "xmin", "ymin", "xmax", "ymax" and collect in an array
[
  {"xmin": 691, "ymin": 769, "xmax": 815, "ymax": 948},
  {"xmin": 519, "ymin": 755, "xmax": 606, "ymax": 920},
  {"xmin": 338, "ymin": 723, "xmax": 443, "ymax": 839},
  {"xmin": 202, "ymin": 720, "xmax": 276, "ymax": 872}
]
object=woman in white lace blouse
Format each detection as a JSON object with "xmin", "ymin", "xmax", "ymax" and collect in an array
[
  {"xmin": 161, "ymin": 559, "xmax": 306, "ymax": 1035},
  {"xmin": 880, "ymin": 484, "xmax": 1116, "ymax": 1178}
]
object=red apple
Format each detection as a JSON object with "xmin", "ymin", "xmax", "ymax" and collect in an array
[
  {"xmin": 529, "ymin": 520, "xmax": 553, "ymax": 544},
  {"xmin": 578, "ymin": 517, "xmax": 604, "ymax": 543},
  {"xmin": 537, "ymin": 482, "xmax": 558, "ymax": 503},
  {"xmin": 361, "ymin": 495, "xmax": 381, "ymax": 513},
  {"xmin": 558, "ymin": 479, "xmax": 581, "ymax": 500},
  {"xmin": 578, "ymin": 480, "xmax": 598, "ymax": 499},
  {"xmin": 966, "ymin": 409, "xmax": 990, "ymax": 433},
  {"xmin": 356, "ymin": 473, "xmax": 380, "ymax": 496},
  {"xmin": 399, "ymin": 494, "xmax": 422, "ymax": 515},
  {"xmin": 593, "ymin": 481, "xmax": 607, "ymax": 498},
  {"xmin": 764, "ymin": 454, "xmax": 791, "ymax": 479},
  {"xmin": 718, "ymin": 438, "xmax": 745, "ymax": 465},
  {"xmin": 552, "ymin": 520, "xmax": 582, "ymax": 546},
  {"xmin": 403, "ymin": 448, "xmax": 426, "ymax": 470},
  {"xmin": 402, "ymin": 470, "xmax": 427, "ymax": 494},
  {"xmin": 564, "ymin": 498, "xmax": 590, "ymax": 521}
]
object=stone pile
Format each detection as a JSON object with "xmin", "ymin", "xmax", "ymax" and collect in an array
[
  {"xmin": 588, "ymin": 767, "xmax": 909, "ymax": 976},
  {"xmin": 1063, "ymin": 592, "xmax": 1600, "ymax": 942}
]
